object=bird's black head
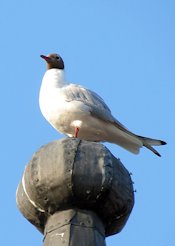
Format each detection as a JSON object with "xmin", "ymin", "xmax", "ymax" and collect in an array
[{"xmin": 40, "ymin": 53, "xmax": 64, "ymax": 70}]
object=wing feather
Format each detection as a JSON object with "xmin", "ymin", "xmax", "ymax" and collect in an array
[
  {"xmin": 62, "ymin": 84, "xmax": 126, "ymax": 127},
  {"xmin": 60, "ymin": 84, "xmax": 165, "ymax": 156}
]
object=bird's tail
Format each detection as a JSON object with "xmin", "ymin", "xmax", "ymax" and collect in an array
[{"xmin": 137, "ymin": 136, "xmax": 167, "ymax": 157}]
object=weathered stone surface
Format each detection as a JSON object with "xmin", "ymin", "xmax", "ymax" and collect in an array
[
  {"xmin": 16, "ymin": 138, "xmax": 134, "ymax": 237},
  {"xmin": 43, "ymin": 209, "xmax": 105, "ymax": 246}
]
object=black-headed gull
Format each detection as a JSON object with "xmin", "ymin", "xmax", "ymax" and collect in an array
[{"xmin": 39, "ymin": 53, "xmax": 166, "ymax": 156}]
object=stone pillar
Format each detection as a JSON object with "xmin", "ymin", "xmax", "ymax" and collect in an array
[{"xmin": 16, "ymin": 138, "xmax": 134, "ymax": 245}]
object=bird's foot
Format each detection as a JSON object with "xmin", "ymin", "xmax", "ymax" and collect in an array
[{"xmin": 74, "ymin": 127, "xmax": 79, "ymax": 138}]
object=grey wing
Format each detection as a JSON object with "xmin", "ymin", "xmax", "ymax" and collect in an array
[
  {"xmin": 62, "ymin": 84, "xmax": 129, "ymax": 130},
  {"xmin": 61, "ymin": 84, "xmax": 166, "ymax": 156},
  {"xmin": 63, "ymin": 84, "xmax": 110, "ymax": 110}
]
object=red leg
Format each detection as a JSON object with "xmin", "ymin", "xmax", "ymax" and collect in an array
[{"xmin": 74, "ymin": 127, "xmax": 79, "ymax": 138}]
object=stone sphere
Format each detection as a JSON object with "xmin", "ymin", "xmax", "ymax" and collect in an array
[{"xmin": 16, "ymin": 138, "xmax": 134, "ymax": 236}]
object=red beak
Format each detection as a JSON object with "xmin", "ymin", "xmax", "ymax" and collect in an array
[{"xmin": 40, "ymin": 55, "xmax": 50, "ymax": 61}]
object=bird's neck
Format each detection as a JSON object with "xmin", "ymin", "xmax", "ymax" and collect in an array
[{"xmin": 42, "ymin": 69, "xmax": 67, "ymax": 89}]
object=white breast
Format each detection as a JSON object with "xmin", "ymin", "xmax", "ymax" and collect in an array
[
  {"xmin": 39, "ymin": 69, "xmax": 66, "ymax": 120},
  {"xmin": 39, "ymin": 69, "xmax": 99, "ymax": 137}
]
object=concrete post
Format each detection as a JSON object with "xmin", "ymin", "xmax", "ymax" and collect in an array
[{"xmin": 16, "ymin": 138, "xmax": 134, "ymax": 245}]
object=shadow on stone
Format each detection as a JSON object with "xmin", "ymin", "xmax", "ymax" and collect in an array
[{"xmin": 16, "ymin": 138, "xmax": 134, "ymax": 245}]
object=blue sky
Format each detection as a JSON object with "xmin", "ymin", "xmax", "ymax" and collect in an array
[{"xmin": 1, "ymin": 0, "xmax": 174, "ymax": 245}]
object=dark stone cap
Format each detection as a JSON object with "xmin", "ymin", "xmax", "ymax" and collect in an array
[{"xmin": 16, "ymin": 138, "xmax": 134, "ymax": 236}]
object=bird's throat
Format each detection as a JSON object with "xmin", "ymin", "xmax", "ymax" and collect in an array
[{"xmin": 42, "ymin": 69, "xmax": 66, "ymax": 89}]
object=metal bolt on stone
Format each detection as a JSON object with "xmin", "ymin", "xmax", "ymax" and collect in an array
[{"xmin": 16, "ymin": 138, "xmax": 134, "ymax": 246}]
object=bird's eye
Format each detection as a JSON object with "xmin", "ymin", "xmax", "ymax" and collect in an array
[{"xmin": 56, "ymin": 56, "xmax": 60, "ymax": 60}]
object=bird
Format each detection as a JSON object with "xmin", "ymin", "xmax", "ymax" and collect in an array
[{"xmin": 39, "ymin": 53, "xmax": 166, "ymax": 157}]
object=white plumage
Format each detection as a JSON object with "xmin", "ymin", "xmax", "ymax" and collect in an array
[{"xmin": 39, "ymin": 53, "xmax": 166, "ymax": 156}]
